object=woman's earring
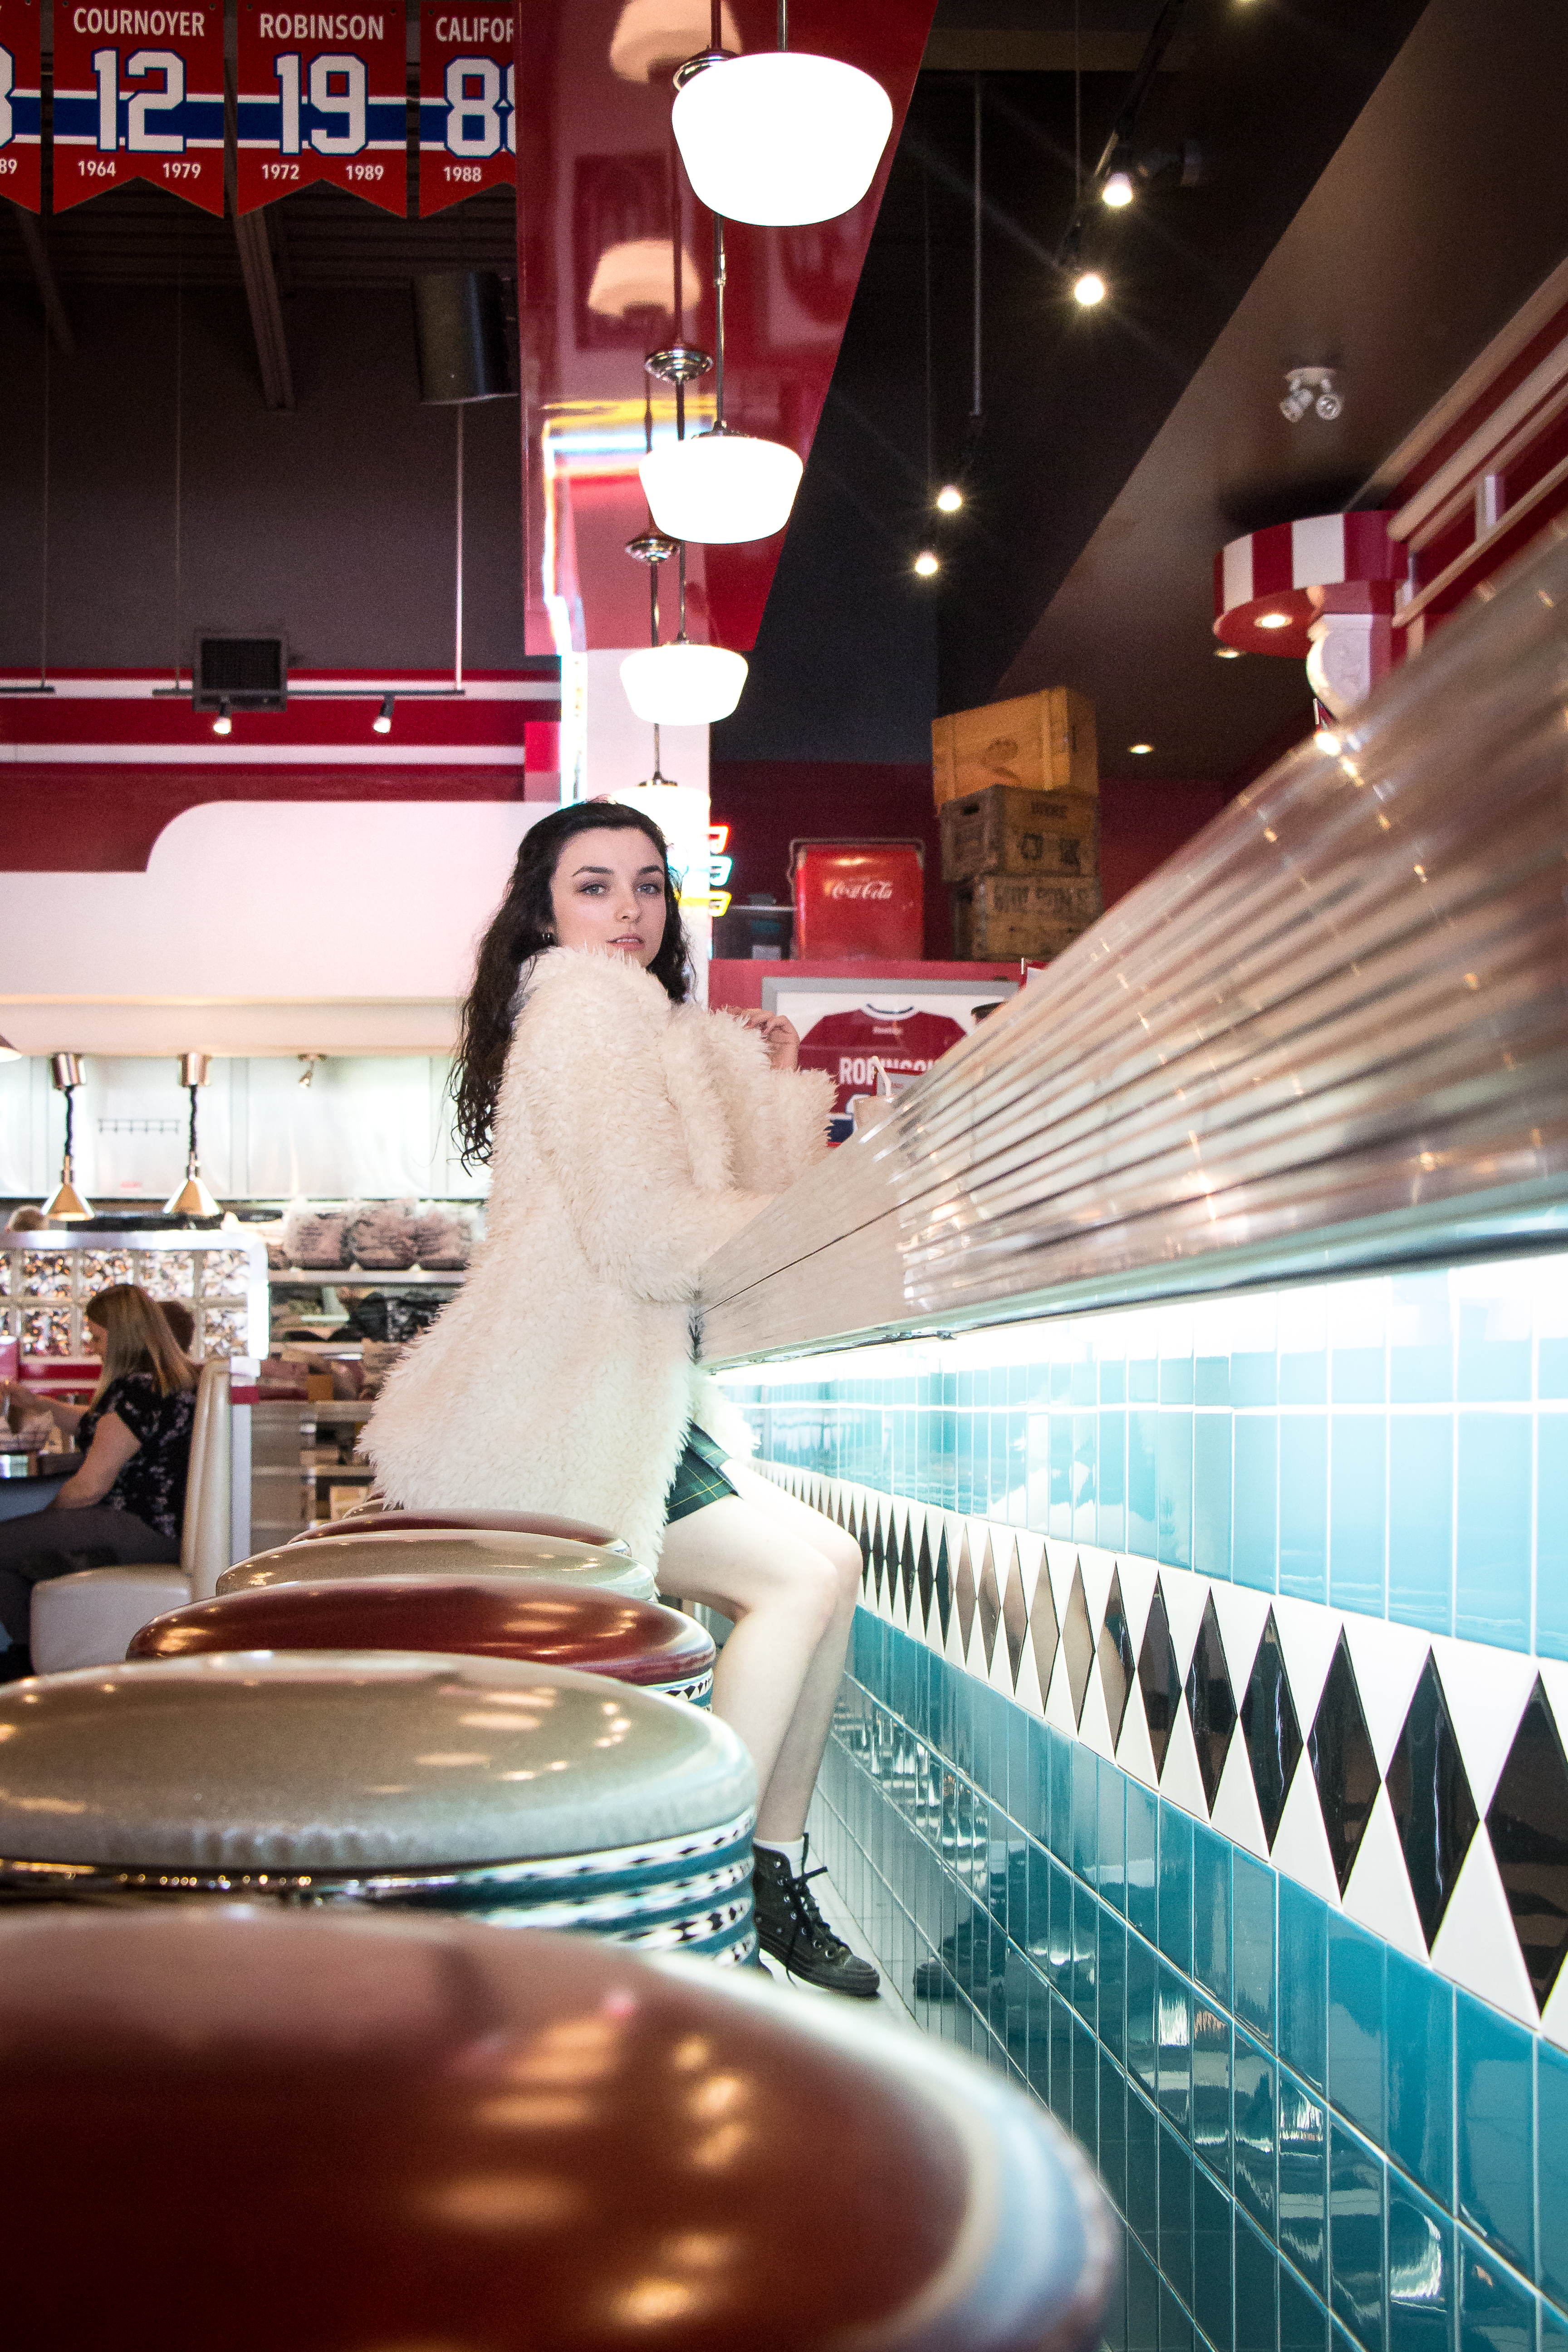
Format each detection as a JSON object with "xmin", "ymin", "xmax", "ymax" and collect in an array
[{"xmin": 543, "ymin": 928, "xmax": 555, "ymax": 944}]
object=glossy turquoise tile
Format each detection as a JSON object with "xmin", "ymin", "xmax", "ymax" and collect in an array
[
  {"xmin": 1235, "ymin": 1415, "xmax": 1280, "ymax": 1591},
  {"xmin": 1195, "ymin": 2161, "xmax": 1236, "ymax": 2352},
  {"xmin": 1386, "ymin": 1951, "xmax": 1453, "ymax": 2209},
  {"xmin": 1196, "ymin": 1415, "xmax": 1235, "ymax": 1582},
  {"xmin": 1279, "ymin": 2265, "xmax": 1329, "ymax": 2352},
  {"xmin": 1279, "ymin": 1880, "xmax": 1328, "ymax": 2094},
  {"xmin": 1388, "ymin": 2176, "xmax": 1455, "ymax": 2352},
  {"xmin": 1130, "ymin": 1408, "xmax": 1158, "ymax": 1555},
  {"xmin": 1102, "ymin": 1358, "xmax": 1127, "ymax": 1404},
  {"xmin": 1193, "ymin": 2002, "xmax": 1233, "ymax": 2185},
  {"xmin": 1234, "ymin": 1351, "xmax": 1279, "ymax": 1409},
  {"xmin": 1158, "ymin": 1964, "xmax": 1193, "ymax": 2136},
  {"xmin": 1049, "ymin": 1411, "xmax": 1073, "ymax": 1534},
  {"xmin": 1542, "ymin": 1340, "xmax": 1568, "ymax": 1400},
  {"xmin": 1073, "ymin": 1740, "xmax": 1099, "ymax": 1882},
  {"xmin": 1102, "ymin": 2050, "xmax": 1129, "ymax": 2212},
  {"xmin": 1455, "ymin": 1994, "xmax": 1534, "ymax": 2277},
  {"xmin": 1330, "ymin": 1416, "xmax": 1387, "ymax": 1616},
  {"xmin": 1198, "ymin": 1356, "xmax": 1232, "ymax": 1407},
  {"xmin": 1235, "ymin": 2029, "xmax": 1278, "ymax": 2234},
  {"xmin": 1162, "ymin": 2283, "xmax": 1196, "ymax": 2352},
  {"xmin": 1101, "ymin": 1911, "xmax": 1128, "ymax": 2065},
  {"xmin": 1163, "ymin": 1357, "xmax": 1196, "ymax": 1407},
  {"xmin": 1328, "ymin": 1917, "xmax": 1386, "ymax": 2143},
  {"xmin": 1131, "ymin": 1357, "xmax": 1159, "ymax": 1404},
  {"xmin": 1457, "ymin": 1299, "xmax": 1530, "ymax": 1404},
  {"xmin": 1128, "ymin": 2235, "xmax": 1160, "ymax": 2352},
  {"xmin": 1388, "ymin": 1416, "xmax": 1454, "ymax": 1636},
  {"xmin": 1073, "ymin": 2009, "xmax": 1100, "ymax": 2157},
  {"xmin": 1455, "ymin": 1413, "xmax": 1530, "ymax": 1653},
  {"xmin": 1127, "ymin": 2084, "xmax": 1161, "ymax": 2250},
  {"xmin": 1129, "ymin": 1930, "xmax": 1160, "ymax": 2101},
  {"xmin": 1072, "ymin": 1878, "xmax": 1099, "ymax": 2026},
  {"xmin": 1329, "ymin": 2121, "xmax": 1386, "ymax": 2352},
  {"xmin": 1535, "ymin": 1425, "xmax": 1568, "ymax": 1662},
  {"xmin": 1235, "ymin": 2215, "xmax": 1279, "ymax": 2352},
  {"xmin": 1539, "ymin": 2040, "xmax": 1568, "ymax": 2307},
  {"xmin": 1100, "ymin": 1407, "xmax": 1128, "ymax": 1550},
  {"xmin": 1279, "ymin": 1416, "xmax": 1329, "ymax": 1602},
  {"xmin": 1542, "ymin": 2306, "xmax": 1568, "ymax": 2352},
  {"xmin": 1234, "ymin": 1852, "xmax": 1277, "ymax": 2044},
  {"xmin": 1161, "ymin": 2122, "xmax": 1196, "ymax": 2308},
  {"xmin": 1193, "ymin": 1823, "xmax": 1233, "ymax": 2009},
  {"xmin": 1161, "ymin": 1804, "xmax": 1195, "ymax": 1973},
  {"xmin": 1390, "ymin": 1276, "xmax": 1452, "ymax": 1406},
  {"xmin": 1457, "ymin": 2235, "xmax": 1535, "ymax": 2352},
  {"xmin": 1278, "ymin": 2074, "xmax": 1328, "ymax": 2295},
  {"xmin": 1333, "ymin": 1348, "xmax": 1387, "ymax": 1406},
  {"xmin": 1073, "ymin": 1411, "xmax": 1098, "ymax": 1541},
  {"xmin": 1159, "ymin": 1409, "xmax": 1195, "ymax": 1568},
  {"xmin": 1127, "ymin": 1781, "xmax": 1160, "ymax": 1944},
  {"xmin": 1282, "ymin": 1351, "xmax": 1329, "ymax": 1407}
]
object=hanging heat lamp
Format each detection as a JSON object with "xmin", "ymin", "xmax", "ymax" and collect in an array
[
  {"xmin": 671, "ymin": 1, "xmax": 892, "ymax": 227},
  {"xmin": 42, "ymin": 1054, "xmax": 92, "ymax": 1222},
  {"xmin": 638, "ymin": 224, "xmax": 802, "ymax": 544},
  {"xmin": 165, "ymin": 1053, "xmax": 220, "ymax": 1220}
]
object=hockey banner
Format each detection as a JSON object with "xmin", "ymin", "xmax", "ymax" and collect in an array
[
  {"xmin": 418, "ymin": 4, "xmax": 513, "ymax": 216},
  {"xmin": 52, "ymin": 0, "xmax": 224, "ymax": 214},
  {"xmin": 237, "ymin": 2, "xmax": 407, "ymax": 216},
  {"xmin": 0, "ymin": 0, "xmax": 41, "ymax": 212}
]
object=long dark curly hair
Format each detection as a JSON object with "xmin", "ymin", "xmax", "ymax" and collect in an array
[{"xmin": 451, "ymin": 800, "xmax": 693, "ymax": 1167}]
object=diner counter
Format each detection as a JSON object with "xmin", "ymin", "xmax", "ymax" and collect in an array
[{"xmin": 699, "ymin": 525, "xmax": 1568, "ymax": 1367}]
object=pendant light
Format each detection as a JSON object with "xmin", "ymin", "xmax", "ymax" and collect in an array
[
  {"xmin": 42, "ymin": 1054, "xmax": 92, "ymax": 1222},
  {"xmin": 638, "ymin": 219, "xmax": 802, "ymax": 543},
  {"xmin": 671, "ymin": 0, "xmax": 892, "ymax": 227},
  {"xmin": 620, "ymin": 532, "xmax": 747, "ymax": 725},
  {"xmin": 165, "ymin": 1052, "xmax": 220, "ymax": 1220}
]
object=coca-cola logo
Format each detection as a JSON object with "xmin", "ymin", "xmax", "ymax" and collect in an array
[{"xmin": 826, "ymin": 879, "xmax": 894, "ymax": 899}]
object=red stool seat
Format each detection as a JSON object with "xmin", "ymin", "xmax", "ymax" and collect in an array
[
  {"xmin": 220, "ymin": 1527, "xmax": 657, "ymax": 1602},
  {"xmin": 130, "ymin": 1576, "xmax": 716, "ymax": 1703},
  {"xmin": 295, "ymin": 1507, "xmax": 627, "ymax": 1551},
  {"xmin": 0, "ymin": 1907, "xmax": 1115, "ymax": 2350}
]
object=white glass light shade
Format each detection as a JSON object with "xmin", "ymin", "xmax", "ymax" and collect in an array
[
  {"xmin": 620, "ymin": 641, "xmax": 749, "ymax": 726},
  {"xmin": 639, "ymin": 430, "xmax": 803, "ymax": 544},
  {"xmin": 672, "ymin": 51, "xmax": 893, "ymax": 227}
]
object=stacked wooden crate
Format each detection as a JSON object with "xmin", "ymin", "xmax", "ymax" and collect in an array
[{"xmin": 933, "ymin": 687, "xmax": 1101, "ymax": 961}]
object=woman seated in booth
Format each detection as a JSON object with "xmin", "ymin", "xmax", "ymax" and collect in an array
[{"xmin": 0, "ymin": 1284, "xmax": 198, "ymax": 1679}]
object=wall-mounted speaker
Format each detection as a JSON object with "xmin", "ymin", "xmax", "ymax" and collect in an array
[{"xmin": 412, "ymin": 273, "xmax": 514, "ymax": 405}]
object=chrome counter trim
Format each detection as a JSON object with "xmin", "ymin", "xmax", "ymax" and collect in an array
[{"xmin": 701, "ymin": 525, "xmax": 1568, "ymax": 1362}]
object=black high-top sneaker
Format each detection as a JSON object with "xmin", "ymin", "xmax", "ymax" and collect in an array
[{"xmin": 751, "ymin": 1839, "xmax": 881, "ymax": 2000}]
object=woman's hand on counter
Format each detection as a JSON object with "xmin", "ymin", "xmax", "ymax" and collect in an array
[{"xmin": 737, "ymin": 1010, "xmax": 800, "ymax": 1070}]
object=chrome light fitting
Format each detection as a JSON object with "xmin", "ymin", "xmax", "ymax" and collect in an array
[
  {"xmin": 43, "ymin": 1053, "xmax": 91, "ymax": 1221},
  {"xmin": 671, "ymin": 0, "xmax": 892, "ymax": 228},
  {"xmin": 1281, "ymin": 365, "xmax": 1343, "ymax": 423},
  {"xmin": 639, "ymin": 224, "xmax": 802, "ymax": 544},
  {"xmin": 165, "ymin": 1052, "xmax": 220, "ymax": 1220},
  {"xmin": 620, "ymin": 526, "xmax": 747, "ymax": 729}
]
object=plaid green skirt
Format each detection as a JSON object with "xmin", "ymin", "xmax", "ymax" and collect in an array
[{"xmin": 663, "ymin": 1424, "xmax": 739, "ymax": 1524}]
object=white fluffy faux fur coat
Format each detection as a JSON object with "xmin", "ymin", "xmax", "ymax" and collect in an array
[{"xmin": 365, "ymin": 949, "xmax": 834, "ymax": 1565}]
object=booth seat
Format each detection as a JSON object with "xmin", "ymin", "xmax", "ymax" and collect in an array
[{"xmin": 30, "ymin": 1362, "xmax": 232, "ymax": 1676}]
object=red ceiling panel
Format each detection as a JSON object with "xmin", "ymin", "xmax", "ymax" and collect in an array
[{"xmin": 514, "ymin": 0, "xmax": 937, "ymax": 656}]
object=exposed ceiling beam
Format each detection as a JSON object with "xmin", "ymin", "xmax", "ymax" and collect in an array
[
  {"xmin": 9, "ymin": 204, "xmax": 74, "ymax": 355},
  {"xmin": 233, "ymin": 209, "xmax": 296, "ymax": 411}
]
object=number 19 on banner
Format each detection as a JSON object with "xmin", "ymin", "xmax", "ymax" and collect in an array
[{"xmin": 236, "ymin": 8, "xmax": 407, "ymax": 215}]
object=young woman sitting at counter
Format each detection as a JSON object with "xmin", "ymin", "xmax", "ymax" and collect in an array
[
  {"xmin": 367, "ymin": 802, "xmax": 877, "ymax": 1999},
  {"xmin": 0, "ymin": 1284, "xmax": 197, "ymax": 1678}
]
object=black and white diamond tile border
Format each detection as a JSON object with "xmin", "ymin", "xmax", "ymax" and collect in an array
[{"xmin": 764, "ymin": 1463, "xmax": 1568, "ymax": 2051}]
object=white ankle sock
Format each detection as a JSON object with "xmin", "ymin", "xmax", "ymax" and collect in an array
[{"xmin": 756, "ymin": 1836, "xmax": 805, "ymax": 1875}]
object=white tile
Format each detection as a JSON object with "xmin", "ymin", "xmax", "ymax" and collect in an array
[
  {"xmin": 1078, "ymin": 1548, "xmax": 1115, "ymax": 1637},
  {"xmin": 1078, "ymin": 1662, "xmax": 1116, "ymax": 1763},
  {"xmin": 1536, "ymin": 1937, "xmax": 1568, "ymax": 2053},
  {"xmin": 1270, "ymin": 1759, "xmax": 1343, "ymax": 1908},
  {"xmin": 1014, "ymin": 1528, "xmax": 1048, "ymax": 1616},
  {"xmin": 1117, "ymin": 1678, "xmax": 1160, "ymax": 1791},
  {"xmin": 1535, "ymin": 1659, "xmax": 1568, "ymax": 1753},
  {"xmin": 944, "ymin": 1595, "xmax": 968, "ymax": 1672},
  {"xmin": 1209, "ymin": 1732, "xmax": 1269, "ymax": 1862},
  {"xmin": 1013, "ymin": 1621, "xmax": 1047, "ymax": 1720},
  {"xmin": 1044, "ymin": 1644, "xmax": 1078, "ymax": 1738},
  {"xmin": 1116, "ymin": 1555, "xmax": 1160, "ymax": 1655},
  {"xmin": 1429, "ymin": 1637, "xmax": 1539, "ymax": 1816},
  {"xmin": 1159, "ymin": 1706, "xmax": 1210, "ymax": 1823},
  {"xmin": 1161, "ymin": 1564, "xmax": 1213, "ymax": 1681},
  {"xmin": 1339, "ymin": 1616, "xmax": 1433, "ymax": 1777},
  {"xmin": 1429, "ymin": 1832, "xmax": 1538, "ymax": 2028},
  {"xmin": 1341, "ymin": 1785, "xmax": 1428, "ymax": 1962},
  {"xmin": 1208, "ymin": 1585, "xmax": 1274, "ymax": 1696},
  {"xmin": 1272, "ymin": 1596, "xmax": 1344, "ymax": 1730}
]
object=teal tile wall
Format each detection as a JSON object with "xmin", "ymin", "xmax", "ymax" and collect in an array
[
  {"xmin": 809, "ymin": 1616, "xmax": 1568, "ymax": 2352},
  {"xmin": 725, "ymin": 1253, "xmax": 1568, "ymax": 1658}
]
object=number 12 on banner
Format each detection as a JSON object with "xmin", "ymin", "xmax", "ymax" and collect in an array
[
  {"xmin": 419, "ymin": 6, "xmax": 514, "ymax": 216},
  {"xmin": 52, "ymin": 4, "xmax": 225, "ymax": 214},
  {"xmin": 236, "ymin": 5, "xmax": 407, "ymax": 215},
  {"xmin": 0, "ymin": 0, "xmax": 43, "ymax": 213}
]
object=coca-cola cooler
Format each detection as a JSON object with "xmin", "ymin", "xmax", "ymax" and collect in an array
[{"xmin": 790, "ymin": 840, "xmax": 925, "ymax": 959}]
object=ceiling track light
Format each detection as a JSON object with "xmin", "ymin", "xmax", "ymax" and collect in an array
[
  {"xmin": 373, "ymin": 694, "xmax": 394, "ymax": 735},
  {"xmin": 211, "ymin": 699, "xmax": 232, "ymax": 736},
  {"xmin": 1280, "ymin": 365, "xmax": 1343, "ymax": 423},
  {"xmin": 44, "ymin": 1053, "xmax": 91, "ymax": 1222},
  {"xmin": 1101, "ymin": 169, "xmax": 1133, "ymax": 208},
  {"xmin": 166, "ymin": 1053, "xmax": 219, "ymax": 1220},
  {"xmin": 913, "ymin": 550, "xmax": 940, "ymax": 578},
  {"xmin": 639, "ymin": 220, "xmax": 802, "ymax": 544},
  {"xmin": 671, "ymin": 0, "xmax": 892, "ymax": 228},
  {"xmin": 1073, "ymin": 270, "xmax": 1107, "ymax": 307},
  {"xmin": 935, "ymin": 485, "xmax": 963, "ymax": 514}
]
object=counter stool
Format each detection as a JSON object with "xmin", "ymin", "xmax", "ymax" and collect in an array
[
  {"xmin": 129, "ymin": 1575, "xmax": 717, "ymax": 1705},
  {"xmin": 219, "ymin": 1525, "xmax": 658, "ymax": 1602},
  {"xmin": 294, "ymin": 1506, "xmax": 629, "ymax": 1550},
  {"xmin": 0, "ymin": 1906, "xmax": 1117, "ymax": 2351},
  {"xmin": 0, "ymin": 1652, "xmax": 754, "ymax": 1961}
]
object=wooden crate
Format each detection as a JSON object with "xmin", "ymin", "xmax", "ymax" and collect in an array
[
  {"xmin": 951, "ymin": 874, "xmax": 1102, "ymax": 961},
  {"xmin": 940, "ymin": 784, "xmax": 1099, "ymax": 883},
  {"xmin": 932, "ymin": 686, "xmax": 1098, "ymax": 807}
]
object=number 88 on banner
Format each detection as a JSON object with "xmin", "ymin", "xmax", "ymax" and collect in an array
[
  {"xmin": 52, "ymin": 1, "xmax": 224, "ymax": 213},
  {"xmin": 419, "ymin": 5, "xmax": 513, "ymax": 216},
  {"xmin": 237, "ymin": 3, "xmax": 408, "ymax": 215}
]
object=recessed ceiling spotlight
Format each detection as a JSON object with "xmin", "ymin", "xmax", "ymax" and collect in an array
[
  {"xmin": 1102, "ymin": 170, "xmax": 1133, "ymax": 207},
  {"xmin": 1073, "ymin": 270, "xmax": 1107, "ymax": 307},
  {"xmin": 935, "ymin": 484, "xmax": 963, "ymax": 514},
  {"xmin": 1215, "ymin": 646, "xmax": 1243, "ymax": 659},
  {"xmin": 1257, "ymin": 612, "xmax": 1291, "ymax": 630},
  {"xmin": 913, "ymin": 549, "xmax": 940, "ymax": 577},
  {"xmin": 1129, "ymin": 742, "xmax": 1153, "ymax": 755}
]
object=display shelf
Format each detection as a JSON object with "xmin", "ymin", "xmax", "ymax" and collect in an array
[{"xmin": 1, "ymin": 1230, "xmax": 266, "ymax": 1360}]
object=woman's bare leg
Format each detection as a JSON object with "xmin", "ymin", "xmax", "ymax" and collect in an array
[{"xmin": 656, "ymin": 1467, "xmax": 862, "ymax": 1841}]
